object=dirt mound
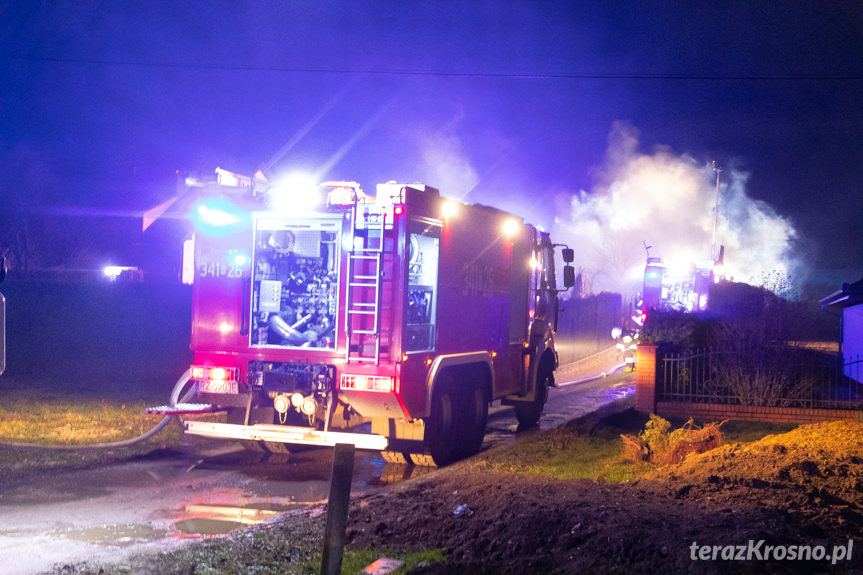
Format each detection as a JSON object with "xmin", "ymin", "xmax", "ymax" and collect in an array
[
  {"xmin": 649, "ymin": 420, "xmax": 863, "ymax": 510},
  {"xmin": 345, "ymin": 420, "xmax": 863, "ymax": 574}
]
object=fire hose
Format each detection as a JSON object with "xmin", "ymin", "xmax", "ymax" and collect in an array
[{"xmin": 0, "ymin": 369, "xmax": 195, "ymax": 450}]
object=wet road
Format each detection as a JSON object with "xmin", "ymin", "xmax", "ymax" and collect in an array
[{"xmin": 1, "ymin": 370, "xmax": 633, "ymax": 574}]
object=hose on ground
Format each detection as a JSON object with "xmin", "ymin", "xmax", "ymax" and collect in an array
[{"xmin": 0, "ymin": 369, "xmax": 194, "ymax": 450}]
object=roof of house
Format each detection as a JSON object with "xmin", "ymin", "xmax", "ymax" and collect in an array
[{"xmin": 820, "ymin": 277, "xmax": 863, "ymax": 309}]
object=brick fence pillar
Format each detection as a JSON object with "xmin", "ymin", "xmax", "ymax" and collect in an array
[{"xmin": 635, "ymin": 343, "xmax": 657, "ymax": 414}]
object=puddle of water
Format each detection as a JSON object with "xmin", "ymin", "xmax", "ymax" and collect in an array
[
  {"xmin": 173, "ymin": 517, "xmax": 248, "ymax": 536},
  {"xmin": 54, "ymin": 524, "xmax": 168, "ymax": 546},
  {"xmin": 172, "ymin": 501, "xmax": 297, "ymax": 536},
  {"xmin": 170, "ymin": 482, "xmax": 323, "ymax": 537},
  {"xmin": 184, "ymin": 503, "xmax": 284, "ymax": 522}
]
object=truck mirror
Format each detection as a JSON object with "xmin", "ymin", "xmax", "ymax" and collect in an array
[
  {"xmin": 0, "ymin": 257, "xmax": 5, "ymax": 285},
  {"xmin": 562, "ymin": 248, "xmax": 574, "ymax": 263},
  {"xmin": 563, "ymin": 265, "xmax": 575, "ymax": 288}
]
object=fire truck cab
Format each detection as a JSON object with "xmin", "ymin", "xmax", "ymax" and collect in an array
[{"xmin": 172, "ymin": 170, "xmax": 574, "ymax": 466}]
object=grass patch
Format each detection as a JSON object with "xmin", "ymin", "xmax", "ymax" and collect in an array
[
  {"xmin": 654, "ymin": 412, "xmax": 798, "ymax": 444},
  {"xmin": 0, "ymin": 389, "xmax": 179, "ymax": 445},
  {"xmin": 718, "ymin": 419, "xmax": 798, "ymax": 443},
  {"xmin": 0, "ymin": 387, "xmax": 224, "ymax": 491},
  {"xmin": 478, "ymin": 398, "xmax": 651, "ymax": 482},
  {"xmin": 65, "ymin": 521, "xmax": 445, "ymax": 575},
  {"xmin": 476, "ymin": 398, "xmax": 802, "ymax": 483},
  {"xmin": 306, "ymin": 548, "xmax": 445, "ymax": 575}
]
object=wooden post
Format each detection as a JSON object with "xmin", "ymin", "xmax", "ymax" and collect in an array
[{"xmin": 321, "ymin": 443, "xmax": 356, "ymax": 575}]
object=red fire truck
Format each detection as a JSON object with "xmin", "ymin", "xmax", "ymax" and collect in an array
[
  {"xmin": 641, "ymin": 256, "xmax": 714, "ymax": 315},
  {"xmin": 166, "ymin": 170, "xmax": 574, "ymax": 466}
]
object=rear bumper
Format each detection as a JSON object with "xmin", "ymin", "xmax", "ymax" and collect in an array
[{"xmin": 184, "ymin": 420, "xmax": 389, "ymax": 451}]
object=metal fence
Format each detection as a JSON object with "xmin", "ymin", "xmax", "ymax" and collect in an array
[{"xmin": 659, "ymin": 348, "xmax": 863, "ymax": 409}]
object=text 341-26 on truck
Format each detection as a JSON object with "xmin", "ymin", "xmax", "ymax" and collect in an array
[{"xmin": 152, "ymin": 170, "xmax": 574, "ymax": 466}]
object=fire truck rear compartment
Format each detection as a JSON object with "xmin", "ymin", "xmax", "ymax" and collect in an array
[{"xmin": 251, "ymin": 220, "xmax": 339, "ymax": 350}]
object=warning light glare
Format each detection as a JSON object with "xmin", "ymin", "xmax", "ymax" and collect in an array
[
  {"xmin": 442, "ymin": 201, "xmax": 458, "ymax": 219},
  {"xmin": 502, "ymin": 219, "xmax": 519, "ymax": 237}
]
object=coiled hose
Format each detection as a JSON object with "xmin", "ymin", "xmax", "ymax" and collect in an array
[{"xmin": 0, "ymin": 369, "xmax": 194, "ymax": 450}]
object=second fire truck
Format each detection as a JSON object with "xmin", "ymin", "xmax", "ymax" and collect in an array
[{"xmin": 163, "ymin": 170, "xmax": 574, "ymax": 466}]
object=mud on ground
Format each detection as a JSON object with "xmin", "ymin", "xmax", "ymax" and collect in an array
[
  {"xmin": 345, "ymin": 417, "xmax": 863, "ymax": 574},
  {"xmin": 47, "ymin": 410, "xmax": 863, "ymax": 574}
]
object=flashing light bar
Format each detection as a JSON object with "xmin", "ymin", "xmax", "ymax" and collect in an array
[
  {"xmin": 340, "ymin": 374, "xmax": 395, "ymax": 393},
  {"xmin": 197, "ymin": 204, "xmax": 238, "ymax": 227},
  {"xmin": 325, "ymin": 182, "xmax": 366, "ymax": 206}
]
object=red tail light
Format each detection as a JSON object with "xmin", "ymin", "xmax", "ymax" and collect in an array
[
  {"xmin": 191, "ymin": 365, "xmax": 239, "ymax": 383},
  {"xmin": 340, "ymin": 374, "xmax": 394, "ymax": 392}
]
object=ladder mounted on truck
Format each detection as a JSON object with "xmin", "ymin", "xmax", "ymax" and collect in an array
[{"xmin": 345, "ymin": 204, "xmax": 389, "ymax": 364}]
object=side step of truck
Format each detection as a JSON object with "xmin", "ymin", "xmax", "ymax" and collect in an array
[{"xmin": 145, "ymin": 403, "xmax": 225, "ymax": 416}]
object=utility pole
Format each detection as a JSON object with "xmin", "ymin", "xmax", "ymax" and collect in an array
[{"xmin": 712, "ymin": 162, "xmax": 722, "ymax": 261}]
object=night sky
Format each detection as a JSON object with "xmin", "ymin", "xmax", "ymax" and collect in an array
[{"xmin": 1, "ymin": 2, "xmax": 861, "ymax": 289}]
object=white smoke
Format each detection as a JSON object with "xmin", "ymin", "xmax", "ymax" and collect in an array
[
  {"xmin": 416, "ymin": 130, "xmax": 481, "ymax": 200},
  {"xmin": 553, "ymin": 122, "xmax": 801, "ymax": 298}
]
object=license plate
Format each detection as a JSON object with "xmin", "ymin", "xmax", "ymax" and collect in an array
[{"xmin": 197, "ymin": 379, "xmax": 239, "ymax": 394}]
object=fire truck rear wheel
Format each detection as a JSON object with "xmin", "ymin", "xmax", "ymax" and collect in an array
[
  {"xmin": 263, "ymin": 441, "xmax": 292, "ymax": 455},
  {"xmin": 426, "ymin": 373, "xmax": 459, "ymax": 466},
  {"xmin": 382, "ymin": 450, "xmax": 412, "ymax": 464},
  {"xmin": 241, "ymin": 440, "xmax": 268, "ymax": 453},
  {"xmin": 240, "ymin": 440, "xmax": 312, "ymax": 456},
  {"xmin": 406, "ymin": 453, "xmax": 436, "ymax": 466}
]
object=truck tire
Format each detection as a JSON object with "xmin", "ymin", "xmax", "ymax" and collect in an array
[
  {"xmin": 263, "ymin": 441, "xmax": 292, "ymax": 455},
  {"xmin": 458, "ymin": 382, "xmax": 488, "ymax": 457},
  {"xmin": 426, "ymin": 373, "xmax": 459, "ymax": 466},
  {"xmin": 241, "ymin": 440, "xmax": 268, "ymax": 453},
  {"xmin": 382, "ymin": 450, "xmax": 412, "ymax": 464},
  {"xmin": 515, "ymin": 362, "xmax": 551, "ymax": 427},
  {"xmin": 240, "ymin": 440, "xmax": 295, "ymax": 455}
]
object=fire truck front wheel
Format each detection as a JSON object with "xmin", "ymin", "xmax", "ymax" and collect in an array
[
  {"xmin": 457, "ymin": 382, "xmax": 488, "ymax": 458},
  {"xmin": 515, "ymin": 360, "xmax": 552, "ymax": 427},
  {"xmin": 426, "ymin": 373, "xmax": 460, "ymax": 466}
]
